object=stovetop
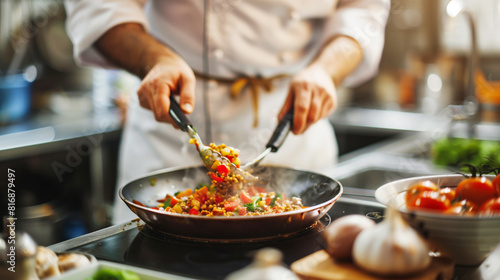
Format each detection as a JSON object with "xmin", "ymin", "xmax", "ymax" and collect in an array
[{"xmin": 51, "ymin": 197, "xmax": 385, "ymax": 280}]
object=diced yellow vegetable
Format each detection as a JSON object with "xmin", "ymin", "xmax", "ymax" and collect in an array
[{"xmin": 173, "ymin": 204, "xmax": 183, "ymax": 213}]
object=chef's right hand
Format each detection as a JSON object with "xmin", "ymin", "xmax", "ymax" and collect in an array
[{"xmin": 137, "ymin": 55, "xmax": 196, "ymax": 126}]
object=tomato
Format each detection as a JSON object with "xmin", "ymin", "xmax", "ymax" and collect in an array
[
  {"xmin": 240, "ymin": 191, "xmax": 253, "ymax": 204},
  {"xmin": 265, "ymin": 197, "xmax": 272, "ymax": 205},
  {"xmin": 478, "ymin": 197, "xmax": 500, "ymax": 216},
  {"xmin": 188, "ymin": 208, "xmax": 200, "ymax": 215},
  {"xmin": 493, "ymin": 174, "xmax": 500, "ymax": 197},
  {"xmin": 224, "ymin": 199, "xmax": 240, "ymax": 212},
  {"xmin": 444, "ymin": 200, "xmax": 477, "ymax": 215},
  {"xmin": 456, "ymin": 176, "xmax": 496, "ymax": 207},
  {"xmin": 407, "ymin": 190, "xmax": 451, "ymax": 211},
  {"xmin": 439, "ymin": 187, "xmax": 456, "ymax": 202},
  {"xmin": 246, "ymin": 186, "xmax": 257, "ymax": 196},
  {"xmin": 406, "ymin": 180, "xmax": 439, "ymax": 204},
  {"xmin": 238, "ymin": 207, "xmax": 247, "ymax": 216}
]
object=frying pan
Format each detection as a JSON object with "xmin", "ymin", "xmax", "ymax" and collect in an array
[{"xmin": 120, "ymin": 165, "xmax": 342, "ymax": 241}]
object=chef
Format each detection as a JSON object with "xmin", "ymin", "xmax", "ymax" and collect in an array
[{"xmin": 64, "ymin": 0, "xmax": 390, "ymax": 224}]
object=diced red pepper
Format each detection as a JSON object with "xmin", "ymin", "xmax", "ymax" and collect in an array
[
  {"xmin": 224, "ymin": 199, "xmax": 240, "ymax": 212},
  {"xmin": 210, "ymin": 173, "xmax": 224, "ymax": 183},
  {"xmin": 240, "ymin": 191, "xmax": 253, "ymax": 204},
  {"xmin": 188, "ymin": 208, "xmax": 200, "ymax": 215},
  {"xmin": 217, "ymin": 164, "xmax": 230, "ymax": 177},
  {"xmin": 238, "ymin": 207, "xmax": 247, "ymax": 216},
  {"xmin": 226, "ymin": 155, "xmax": 234, "ymax": 163},
  {"xmin": 132, "ymin": 199, "xmax": 145, "ymax": 207},
  {"xmin": 170, "ymin": 196, "xmax": 180, "ymax": 207}
]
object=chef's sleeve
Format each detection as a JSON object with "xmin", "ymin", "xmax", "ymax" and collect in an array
[
  {"xmin": 64, "ymin": 0, "xmax": 149, "ymax": 68},
  {"xmin": 324, "ymin": 0, "xmax": 390, "ymax": 87}
]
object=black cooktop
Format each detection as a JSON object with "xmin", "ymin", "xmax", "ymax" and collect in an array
[{"xmin": 61, "ymin": 197, "xmax": 385, "ymax": 280}]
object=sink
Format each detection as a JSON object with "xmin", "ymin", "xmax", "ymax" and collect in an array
[{"xmin": 338, "ymin": 167, "xmax": 434, "ymax": 191}]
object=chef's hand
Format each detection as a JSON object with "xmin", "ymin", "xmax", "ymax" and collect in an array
[
  {"xmin": 94, "ymin": 23, "xmax": 196, "ymax": 127},
  {"xmin": 278, "ymin": 65, "xmax": 337, "ymax": 135},
  {"xmin": 137, "ymin": 55, "xmax": 196, "ymax": 125}
]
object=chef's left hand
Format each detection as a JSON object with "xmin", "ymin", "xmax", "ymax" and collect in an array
[{"xmin": 278, "ymin": 65, "xmax": 337, "ymax": 135}]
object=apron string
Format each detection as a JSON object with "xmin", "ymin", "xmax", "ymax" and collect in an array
[{"xmin": 194, "ymin": 72, "xmax": 289, "ymax": 127}]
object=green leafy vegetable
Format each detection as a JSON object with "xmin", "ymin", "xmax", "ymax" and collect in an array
[{"xmin": 88, "ymin": 267, "xmax": 141, "ymax": 280}]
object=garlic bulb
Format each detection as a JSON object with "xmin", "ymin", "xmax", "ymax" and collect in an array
[
  {"xmin": 322, "ymin": 215, "xmax": 375, "ymax": 261},
  {"xmin": 352, "ymin": 206, "xmax": 431, "ymax": 276},
  {"xmin": 225, "ymin": 248, "xmax": 299, "ymax": 280}
]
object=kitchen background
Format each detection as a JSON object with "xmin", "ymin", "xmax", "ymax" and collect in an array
[{"xmin": 1, "ymin": 0, "xmax": 499, "ymax": 246}]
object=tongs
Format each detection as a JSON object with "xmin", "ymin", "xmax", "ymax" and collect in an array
[{"xmin": 168, "ymin": 96, "xmax": 257, "ymax": 182}]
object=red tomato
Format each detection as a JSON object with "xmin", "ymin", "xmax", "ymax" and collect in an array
[
  {"xmin": 478, "ymin": 197, "xmax": 500, "ymax": 216},
  {"xmin": 246, "ymin": 186, "xmax": 257, "ymax": 196},
  {"xmin": 407, "ymin": 190, "xmax": 451, "ymax": 211},
  {"xmin": 238, "ymin": 207, "xmax": 247, "ymax": 216},
  {"xmin": 493, "ymin": 174, "xmax": 500, "ymax": 197},
  {"xmin": 444, "ymin": 200, "xmax": 477, "ymax": 216},
  {"xmin": 224, "ymin": 199, "xmax": 240, "ymax": 212},
  {"xmin": 188, "ymin": 208, "xmax": 200, "ymax": 215},
  {"xmin": 265, "ymin": 197, "xmax": 272, "ymax": 205},
  {"xmin": 456, "ymin": 176, "xmax": 496, "ymax": 207},
  {"xmin": 406, "ymin": 180, "xmax": 439, "ymax": 204},
  {"xmin": 240, "ymin": 191, "xmax": 253, "ymax": 204},
  {"xmin": 439, "ymin": 187, "xmax": 457, "ymax": 202}
]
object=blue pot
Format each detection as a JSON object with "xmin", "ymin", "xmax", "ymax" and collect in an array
[{"xmin": 0, "ymin": 74, "xmax": 31, "ymax": 124}]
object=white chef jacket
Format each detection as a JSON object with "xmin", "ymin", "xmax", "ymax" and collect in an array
[{"xmin": 65, "ymin": 0, "xmax": 390, "ymax": 224}]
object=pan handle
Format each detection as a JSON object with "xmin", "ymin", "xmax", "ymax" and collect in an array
[
  {"xmin": 169, "ymin": 95, "xmax": 193, "ymax": 132},
  {"xmin": 266, "ymin": 108, "xmax": 294, "ymax": 153}
]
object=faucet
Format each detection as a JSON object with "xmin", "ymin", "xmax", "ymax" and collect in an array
[{"xmin": 446, "ymin": 0, "xmax": 479, "ymax": 137}]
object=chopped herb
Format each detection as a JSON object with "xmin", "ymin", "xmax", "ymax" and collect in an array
[
  {"xmin": 244, "ymin": 202, "xmax": 255, "ymax": 212},
  {"xmin": 174, "ymin": 191, "xmax": 181, "ymax": 196},
  {"xmin": 164, "ymin": 198, "xmax": 172, "ymax": 208},
  {"xmin": 196, "ymin": 183, "xmax": 208, "ymax": 190},
  {"xmin": 269, "ymin": 194, "xmax": 282, "ymax": 207}
]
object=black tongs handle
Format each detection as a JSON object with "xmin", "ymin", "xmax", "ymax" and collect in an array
[
  {"xmin": 266, "ymin": 108, "xmax": 294, "ymax": 153},
  {"xmin": 169, "ymin": 95, "xmax": 192, "ymax": 132}
]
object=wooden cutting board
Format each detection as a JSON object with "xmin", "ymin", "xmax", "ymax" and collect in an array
[{"xmin": 291, "ymin": 250, "xmax": 455, "ymax": 280}]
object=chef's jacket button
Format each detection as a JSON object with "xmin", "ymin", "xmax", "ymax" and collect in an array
[
  {"xmin": 213, "ymin": 48, "xmax": 224, "ymax": 60},
  {"xmin": 207, "ymin": 79, "xmax": 218, "ymax": 89}
]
